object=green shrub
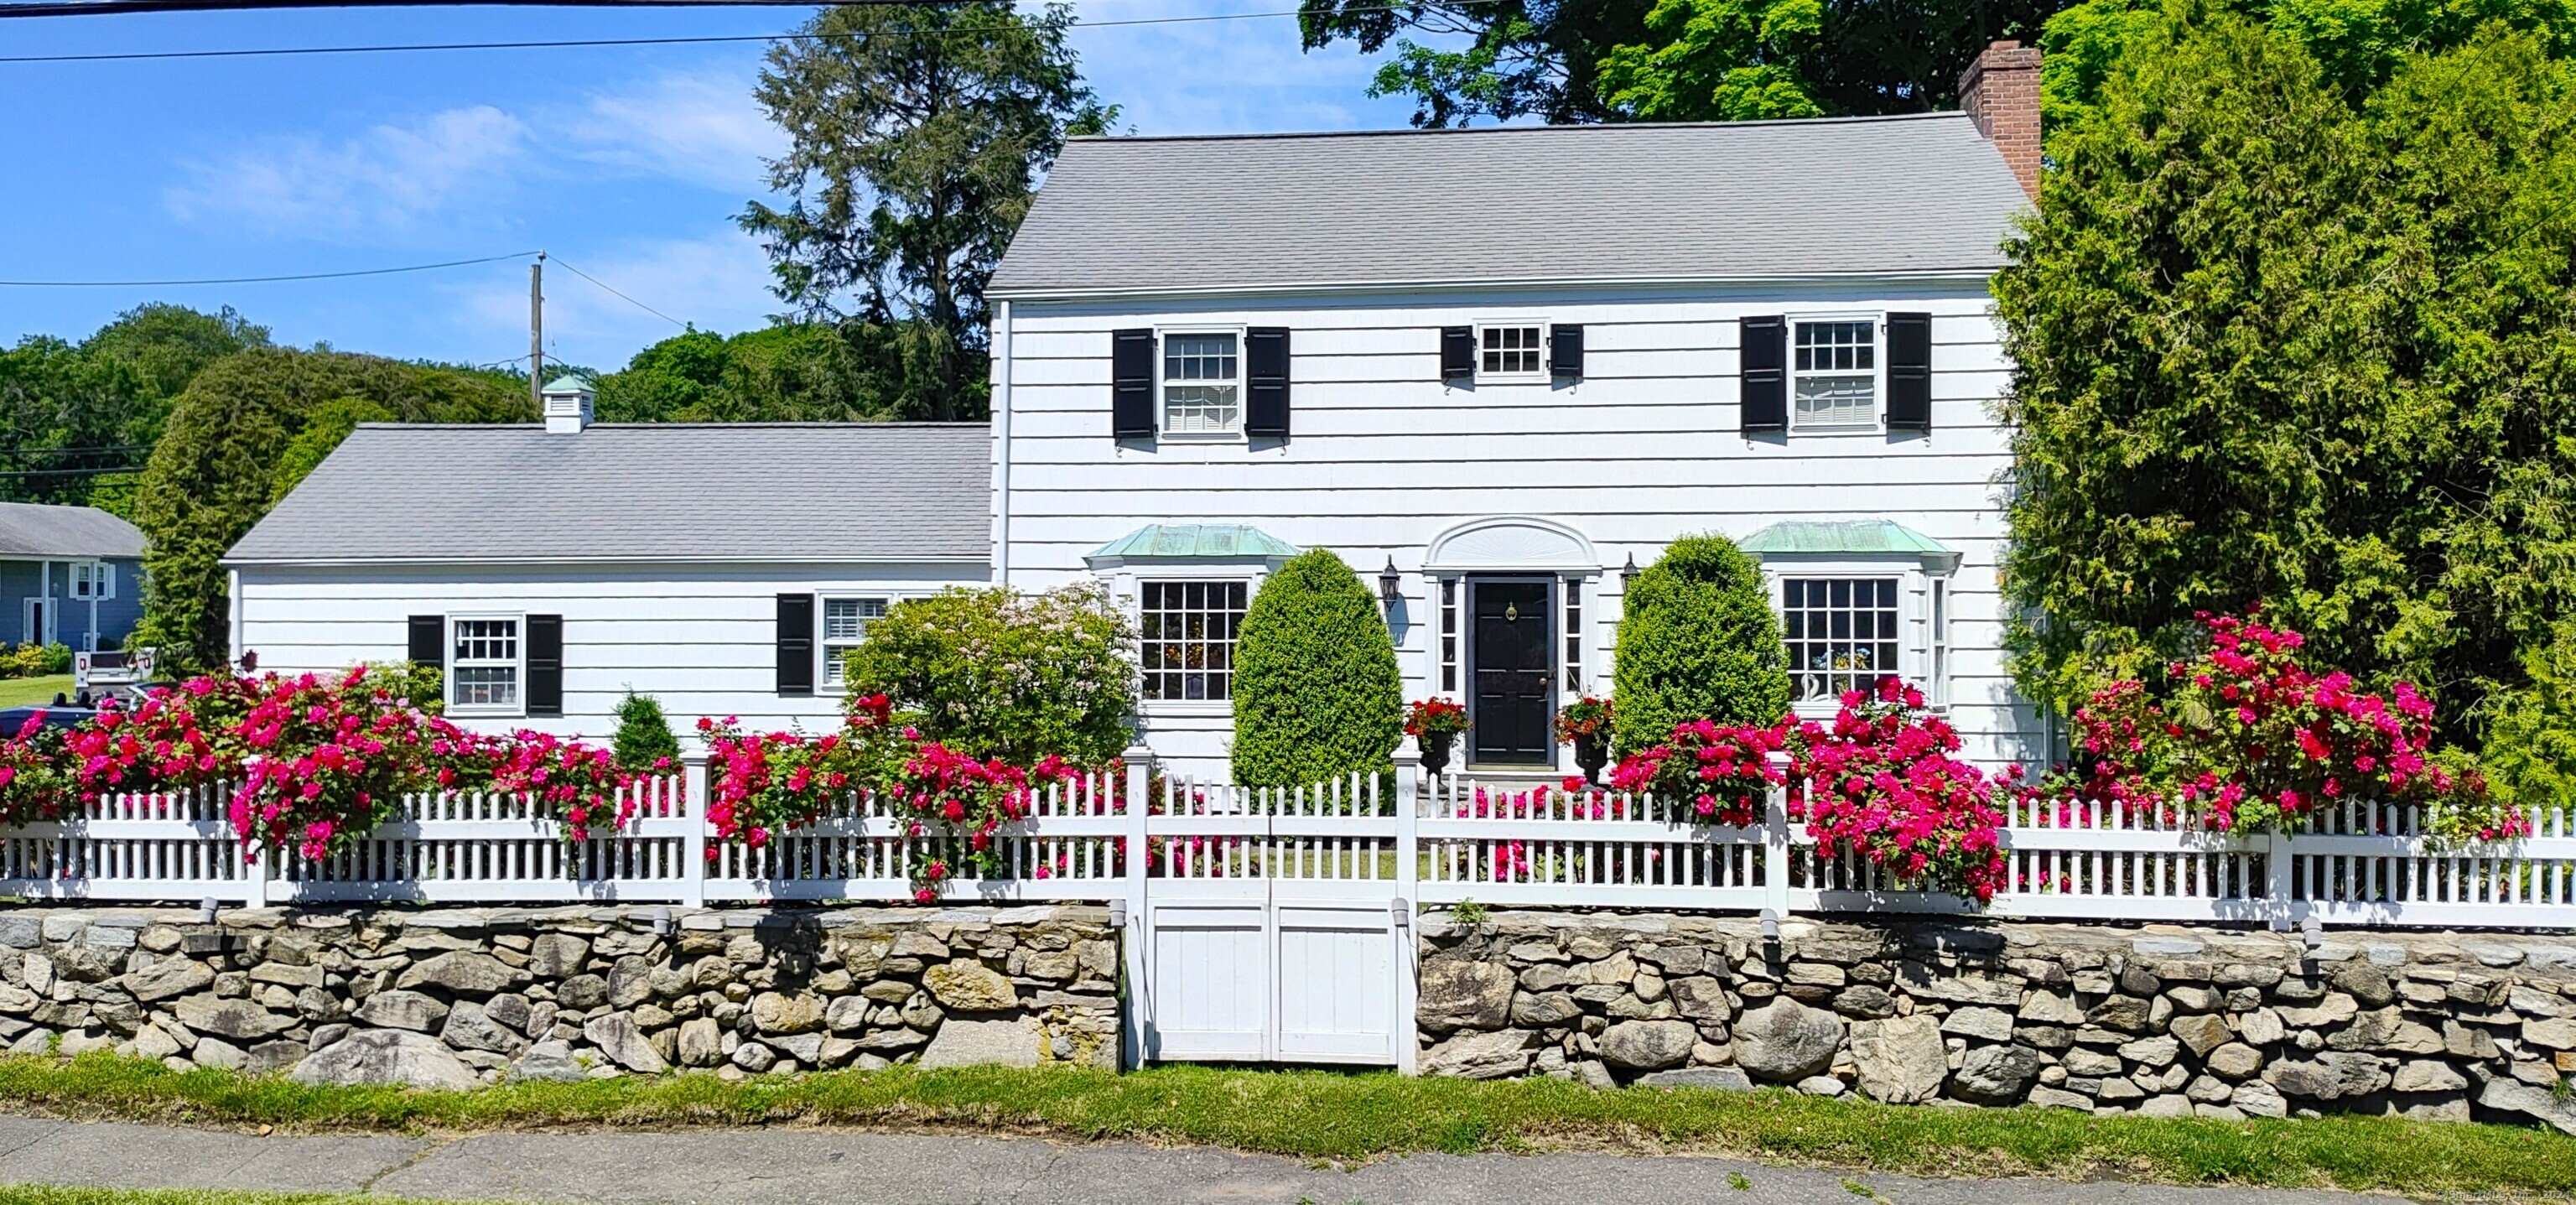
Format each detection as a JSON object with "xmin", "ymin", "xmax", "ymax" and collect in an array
[
  {"xmin": 39, "ymin": 643, "xmax": 70, "ymax": 675},
  {"xmin": 1611, "ymin": 535, "xmax": 1790, "ymax": 756},
  {"xmin": 1231, "ymin": 549, "xmax": 1404, "ymax": 789},
  {"xmin": 844, "ymin": 584, "xmax": 1137, "ymax": 766},
  {"xmin": 612, "ymin": 690, "xmax": 683, "ymax": 771}
]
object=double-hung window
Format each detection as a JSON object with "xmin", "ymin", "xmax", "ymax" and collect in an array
[
  {"xmin": 1781, "ymin": 577, "xmax": 1901, "ymax": 704},
  {"xmin": 820, "ymin": 597, "xmax": 886, "ymax": 689},
  {"xmin": 1793, "ymin": 319, "xmax": 1877, "ymax": 429},
  {"xmin": 1139, "ymin": 580, "xmax": 1248, "ymax": 702},
  {"xmin": 69, "ymin": 562, "xmax": 113, "ymax": 601},
  {"xmin": 1161, "ymin": 332, "xmax": 1241, "ymax": 438},
  {"xmin": 1478, "ymin": 325, "xmax": 1545, "ymax": 379},
  {"xmin": 449, "ymin": 617, "xmax": 522, "ymax": 713}
]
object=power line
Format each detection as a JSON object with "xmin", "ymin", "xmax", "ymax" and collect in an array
[
  {"xmin": 0, "ymin": 1, "xmax": 1436, "ymax": 60},
  {"xmin": 0, "ymin": 465, "xmax": 147, "ymax": 478},
  {"xmin": 3, "ymin": 0, "xmax": 908, "ymax": 17},
  {"xmin": 549, "ymin": 256, "xmax": 688, "ymax": 329},
  {"xmin": 0, "ymin": 251, "xmax": 538, "ymax": 288}
]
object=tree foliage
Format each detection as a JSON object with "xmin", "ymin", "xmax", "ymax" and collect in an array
[
  {"xmin": 135, "ymin": 349, "xmax": 532, "ymax": 673},
  {"xmin": 1611, "ymin": 536, "xmax": 1789, "ymax": 756},
  {"xmin": 0, "ymin": 304, "xmax": 267, "ymax": 514},
  {"xmin": 842, "ymin": 584, "xmax": 1138, "ymax": 766},
  {"xmin": 1231, "ymin": 550, "xmax": 1405, "ymax": 789},
  {"xmin": 1995, "ymin": 14, "xmax": 2576, "ymax": 753},
  {"xmin": 743, "ymin": 1, "xmax": 1112, "ymax": 422},
  {"xmin": 592, "ymin": 323, "xmax": 901, "ymax": 423}
]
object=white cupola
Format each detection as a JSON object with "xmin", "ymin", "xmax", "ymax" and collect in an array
[{"xmin": 541, "ymin": 375, "xmax": 595, "ymax": 434}]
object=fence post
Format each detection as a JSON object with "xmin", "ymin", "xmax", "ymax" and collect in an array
[
  {"xmin": 1119, "ymin": 742, "xmax": 1154, "ymax": 1072},
  {"xmin": 1392, "ymin": 736, "xmax": 1420, "ymax": 1076},
  {"xmin": 681, "ymin": 756, "xmax": 709, "ymax": 910},
  {"xmin": 2267, "ymin": 823, "xmax": 2295, "ymax": 931},
  {"xmin": 1763, "ymin": 753, "xmax": 1793, "ymax": 921}
]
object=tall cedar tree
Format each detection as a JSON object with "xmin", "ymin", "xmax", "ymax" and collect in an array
[
  {"xmin": 1610, "ymin": 536, "xmax": 1789, "ymax": 756},
  {"xmin": 1996, "ymin": 18, "xmax": 2576, "ymax": 749},
  {"xmin": 135, "ymin": 349, "xmax": 531, "ymax": 673},
  {"xmin": 742, "ymin": 2, "xmax": 1112, "ymax": 422},
  {"xmin": 1231, "ymin": 551, "xmax": 1405, "ymax": 789}
]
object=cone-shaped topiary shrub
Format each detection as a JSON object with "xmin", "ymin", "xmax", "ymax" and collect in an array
[
  {"xmin": 1232, "ymin": 549, "xmax": 1404, "ymax": 789},
  {"xmin": 1612, "ymin": 534, "xmax": 1791, "ymax": 756},
  {"xmin": 612, "ymin": 690, "xmax": 683, "ymax": 771}
]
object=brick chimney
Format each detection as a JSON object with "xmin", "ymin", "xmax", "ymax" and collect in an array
[{"xmin": 1959, "ymin": 39, "xmax": 2042, "ymax": 200}]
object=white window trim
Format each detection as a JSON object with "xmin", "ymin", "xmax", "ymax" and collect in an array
[
  {"xmin": 69, "ymin": 561, "xmax": 113, "ymax": 601},
  {"xmin": 1787, "ymin": 311, "xmax": 1886, "ymax": 434},
  {"xmin": 1473, "ymin": 320, "xmax": 1550, "ymax": 383},
  {"xmin": 1118, "ymin": 568, "xmax": 1265, "ymax": 716},
  {"xmin": 817, "ymin": 595, "xmax": 891, "ymax": 694},
  {"xmin": 1758, "ymin": 558, "xmax": 1950, "ymax": 717},
  {"xmin": 1155, "ymin": 325, "xmax": 1250, "ymax": 444},
  {"xmin": 446, "ymin": 612, "xmax": 526, "ymax": 719}
]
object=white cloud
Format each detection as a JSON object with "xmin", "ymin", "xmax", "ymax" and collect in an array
[
  {"xmin": 450, "ymin": 230, "xmax": 781, "ymax": 371},
  {"xmin": 166, "ymin": 105, "xmax": 531, "ymax": 236},
  {"xmin": 1062, "ymin": 0, "xmax": 1424, "ymax": 135},
  {"xmin": 555, "ymin": 70, "xmax": 786, "ymax": 194}
]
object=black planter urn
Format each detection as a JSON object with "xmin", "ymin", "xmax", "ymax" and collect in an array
[
  {"xmin": 1419, "ymin": 731, "xmax": 1455, "ymax": 778},
  {"xmin": 1573, "ymin": 734, "xmax": 1608, "ymax": 786}
]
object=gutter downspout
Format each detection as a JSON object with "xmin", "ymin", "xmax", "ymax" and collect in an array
[
  {"xmin": 228, "ymin": 568, "xmax": 242, "ymax": 666},
  {"xmin": 992, "ymin": 299, "xmax": 1012, "ymax": 588}
]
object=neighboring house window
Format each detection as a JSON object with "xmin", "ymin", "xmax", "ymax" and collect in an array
[
  {"xmin": 1793, "ymin": 319, "xmax": 1877, "ymax": 428},
  {"xmin": 1140, "ymin": 580, "xmax": 1247, "ymax": 701},
  {"xmin": 1162, "ymin": 332, "xmax": 1241, "ymax": 437},
  {"xmin": 820, "ymin": 597, "xmax": 886, "ymax": 689},
  {"xmin": 1782, "ymin": 578, "xmax": 1900, "ymax": 703},
  {"xmin": 1478, "ymin": 325, "xmax": 1544, "ymax": 378},
  {"xmin": 69, "ymin": 562, "xmax": 113, "ymax": 601},
  {"xmin": 450, "ymin": 617, "xmax": 522, "ymax": 712}
]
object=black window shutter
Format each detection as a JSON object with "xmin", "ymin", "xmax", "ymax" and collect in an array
[
  {"xmin": 525, "ymin": 615, "xmax": 564, "ymax": 716},
  {"xmin": 1741, "ymin": 315, "xmax": 1787, "ymax": 434},
  {"xmin": 776, "ymin": 594, "xmax": 814, "ymax": 697},
  {"xmin": 1111, "ymin": 329, "xmax": 1156, "ymax": 440},
  {"xmin": 408, "ymin": 615, "xmax": 444, "ymax": 670},
  {"xmin": 1550, "ymin": 324, "xmax": 1585, "ymax": 378},
  {"xmin": 1245, "ymin": 327, "xmax": 1291, "ymax": 439},
  {"xmin": 1885, "ymin": 312, "xmax": 1932, "ymax": 432},
  {"xmin": 1440, "ymin": 326, "xmax": 1474, "ymax": 382}
]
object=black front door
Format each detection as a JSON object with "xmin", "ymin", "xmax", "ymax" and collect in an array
[{"xmin": 1471, "ymin": 579, "xmax": 1554, "ymax": 765}]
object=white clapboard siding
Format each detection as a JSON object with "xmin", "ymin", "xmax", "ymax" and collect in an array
[
  {"xmin": 996, "ymin": 283, "xmax": 2034, "ymax": 779},
  {"xmin": 234, "ymin": 561, "xmax": 984, "ymax": 744}
]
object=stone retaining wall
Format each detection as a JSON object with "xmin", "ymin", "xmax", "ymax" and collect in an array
[
  {"xmin": 1416, "ymin": 912, "xmax": 2576, "ymax": 1132},
  {"xmin": 0, "ymin": 905, "xmax": 1118, "ymax": 1087}
]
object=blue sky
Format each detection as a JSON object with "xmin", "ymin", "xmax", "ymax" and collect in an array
[{"xmin": 0, "ymin": 2, "xmax": 1423, "ymax": 370}]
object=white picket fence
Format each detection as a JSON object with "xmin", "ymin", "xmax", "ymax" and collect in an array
[{"xmin": 3, "ymin": 750, "xmax": 2574, "ymax": 928}]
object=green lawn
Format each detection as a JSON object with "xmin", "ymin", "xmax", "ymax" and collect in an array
[
  {"xmin": 2, "ymin": 1053, "xmax": 2573, "ymax": 1198},
  {"xmin": 0, "ymin": 676, "xmax": 74, "ymax": 709}
]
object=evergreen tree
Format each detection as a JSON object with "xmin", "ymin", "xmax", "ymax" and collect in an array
[
  {"xmin": 1231, "ymin": 550, "xmax": 1405, "ymax": 790},
  {"xmin": 1611, "ymin": 536, "xmax": 1789, "ymax": 756}
]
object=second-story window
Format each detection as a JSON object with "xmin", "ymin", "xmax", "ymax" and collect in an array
[
  {"xmin": 1794, "ymin": 319, "xmax": 1877, "ymax": 429},
  {"xmin": 1478, "ymin": 325, "xmax": 1544, "ymax": 378},
  {"xmin": 1162, "ymin": 332, "xmax": 1241, "ymax": 437}
]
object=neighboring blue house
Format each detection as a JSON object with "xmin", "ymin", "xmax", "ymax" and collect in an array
[{"xmin": 0, "ymin": 502, "xmax": 145, "ymax": 652}]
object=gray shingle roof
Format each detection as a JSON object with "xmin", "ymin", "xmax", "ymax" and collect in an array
[
  {"xmin": 0, "ymin": 502, "xmax": 144, "ymax": 559},
  {"xmin": 226, "ymin": 423, "xmax": 991, "ymax": 565},
  {"xmin": 988, "ymin": 113, "xmax": 2028, "ymax": 298}
]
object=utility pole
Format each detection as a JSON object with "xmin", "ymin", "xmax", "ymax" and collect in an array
[{"xmin": 529, "ymin": 252, "xmax": 546, "ymax": 410}]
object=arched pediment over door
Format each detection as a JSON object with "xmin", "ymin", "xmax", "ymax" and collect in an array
[{"xmin": 1421, "ymin": 516, "xmax": 1601, "ymax": 575}]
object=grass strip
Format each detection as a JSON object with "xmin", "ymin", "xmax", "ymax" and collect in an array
[
  {"xmin": 3, "ymin": 1052, "xmax": 2573, "ymax": 1197},
  {"xmin": 0, "ymin": 1188, "xmax": 506, "ymax": 1205}
]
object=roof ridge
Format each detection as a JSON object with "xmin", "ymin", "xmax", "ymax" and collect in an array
[{"xmin": 1067, "ymin": 112, "xmax": 1971, "ymax": 145}]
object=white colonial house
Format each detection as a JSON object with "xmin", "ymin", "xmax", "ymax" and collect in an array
[
  {"xmin": 984, "ymin": 45, "xmax": 2047, "ymax": 779},
  {"xmin": 224, "ymin": 382, "xmax": 990, "ymax": 738}
]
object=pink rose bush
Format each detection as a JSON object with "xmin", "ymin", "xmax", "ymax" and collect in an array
[
  {"xmin": 0, "ymin": 714, "xmax": 75, "ymax": 825},
  {"xmin": 1608, "ymin": 717, "xmax": 1789, "ymax": 827},
  {"xmin": 1792, "ymin": 678, "xmax": 2007, "ymax": 903}
]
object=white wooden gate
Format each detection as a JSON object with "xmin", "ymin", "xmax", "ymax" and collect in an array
[{"xmin": 1135, "ymin": 775, "xmax": 1411, "ymax": 1066}]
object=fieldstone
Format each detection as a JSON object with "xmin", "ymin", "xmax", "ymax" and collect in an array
[
  {"xmin": 1636, "ymin": 1067, "xmax": 1754, "ymax": 1090},
  {"xmin": 2276, "ymin": 994, "xmax": 2360, "ymax": 1028},
  {"xmin": 772, "ymin": 1031, "xmax": 826, "ymax": 1065},
  {"xmin": 2232, "ymin": 1079, "xmax": 2289, "ymax": 1119},
  {"xmin": 2206, "ymin": 1042, "xmax": 2265, "ymax": 1081},
  {"xmin": 2087, "ymin": 996, "xmax": 2151, "ymax": 1033},
  {"xmin": 2018, "ymin": 991, "xmax": 2085, "ymax": 1026},
  {"xmin": 352, "ymin": 989, "xmax": 448, "ymax": 1032},
  {"xmin": 1416, "ymin": 960, "xmax": 1515, "ymax": 1032},
  {"xmin": 293, "ymin": 1030, "xmax": 478, "ymax": 1090},
  {"xmin": 2236, "ymin": 1009, "xmax": 2287, "ymax": 1047},
  {"xmin": 730, "ymin": 1041, "xmax": 777, "ymax": 1073},
  {"xmin": 192, "ymin": 1036, "xmax": 246, "ymax": 1069},
  {"xmin": 678, "ymin": 1017, "xmax": 723, "ymax": 1067},
  {"xmin": 2524, "ymin": 1017, "xmax": 2576, "ymax": 1051},
  {"xmin": 2169, "ymin": 1013, "xmax": 2231, "ymax": 1057},
  {"xmin": 396, "ymin": 952, "xmax": 515, "ymax": 997},
  {"xmin": 2138, "ymin": 1094, "xmax": 2195, "ymax": 1119},
  {"xmin": 1797, "ymin": 1074, "xmax": 1846, "ymax": 1097},
  {"xmin": 2265, "ymin": 1052, "xmax": 2388, "ymax": 1100},
  {"xmin": 607, "ymin": 957, "xmax": 655, "ymax": 1009},
  {"xmin": 1421, "ymin": 1028, "xmax": 1537, "ymax": 1079},
  {"xmin": 1733, "ymin": 1000, "xmax": 1844, "ymax": 1083},
  {"xmin": 2163, "ymin": 985, "xmax": 2222, "ymax": 1014},
  {"xmin": 440, "ymin": 1001, "xmax": 527, "ymax": 1055},
  {"xmin": 1512, "ymin": 991, "xmax": 1581, "ymax": 1026},
  {"xmin": 1950, "ymin": 1044, "xmax": 2043, "ymax": 1104},
  {"xmin": 583, "ymin": 1012, "xmax": 668, "ymax": 1073},
  {"xmin": 122, "ymin": 958, "xmax": 212, "ymax": 1004},
  {"xmin": 921, "ymin": 1016, "xmax": 1044, "ymax": 1069},
  {"xmin": 2184, "ymin": 1074, "xmax": 2232, "ymax": 1104},
  {"xmin": 2391, "ymin": 1058, "xmax": 2467, "ymax": 1093},
  {"xmin": 2480, "ymin": 1077, "xmax": 2576, "ymax": 1136},
  {"xmin": 2118, "ymin": 1035, "xmax": 2180, "ymax": 1068},
  {"xmin": 825, "ymin": 995, "xmax": 871, "ymax": 1034},
  {"xmin": 1832, "ymin": 984, "xmax": 1897, "ymax": 1019},
  {"xmin": 1666, "ymin": 976, "xmax": 1729, "ymax": 1021},
  {"xmin": 173, "ymin": 994, "xmax": 294, "ymax": 1041},
  {"xmin": 507, "ymin": 1041, "xmax": 587, "ymax": 1083},
  {"xmin": 2094, "ymin": 1076, "xmax": 2143, "ymax": 1104},
  {"xmin": 2062, "ymin": 1047, "xmax": 2123, "ymax": 1077},
  {"xmin": 483, "ymin": 993, "xmax": 532, "ymax": 1036},
  {"xmin": 1601, "ymin": 1020, "xmax": 1697, "ymax": 1072},
  {"xmin": 2329, "ymin": 963, "xmax": 2394, "ymax": 1008},
  {"xmin": 130, "ymin": 1024, "xmax": 183, "ymax": 1062},
  {"xmin": 1940, "ymin": 1006, "xmax": 2016, "ymax": 1043},
  {"xmin": 750, "ymin": 992, "xmax": 825, "ymax": 1035},
  {"xmin": 922, "ymin": 961, "xmax": 1018, "ymax": 1012},
  {"xmin": 527, "ymin": 933, "xmax": 589, "ymax": 978},
  {"xmin": 555, "ymin": 974, "xmax": 609, "ymax": 1010},
  {"xmin": 2028, "ymin": 1085, "xmax": 2095, "ymax": 1111},
  {"xmin": 1850, "ymin": 1015, "xmax": 1946, "ymax": 1104}
]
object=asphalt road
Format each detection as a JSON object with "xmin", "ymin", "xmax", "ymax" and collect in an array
[{"xmin": 0, "ymin": 1115, "xmax": 2418, "ymax": 1205}]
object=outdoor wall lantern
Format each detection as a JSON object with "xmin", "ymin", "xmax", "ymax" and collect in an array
[
  {"xmin": 1621, "ymin": 552, "xmax": 1641, "ymax": 591},
  {"xmin": 1379, "ymin": 558, "xmax": 1402, "ymax": 617}
]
